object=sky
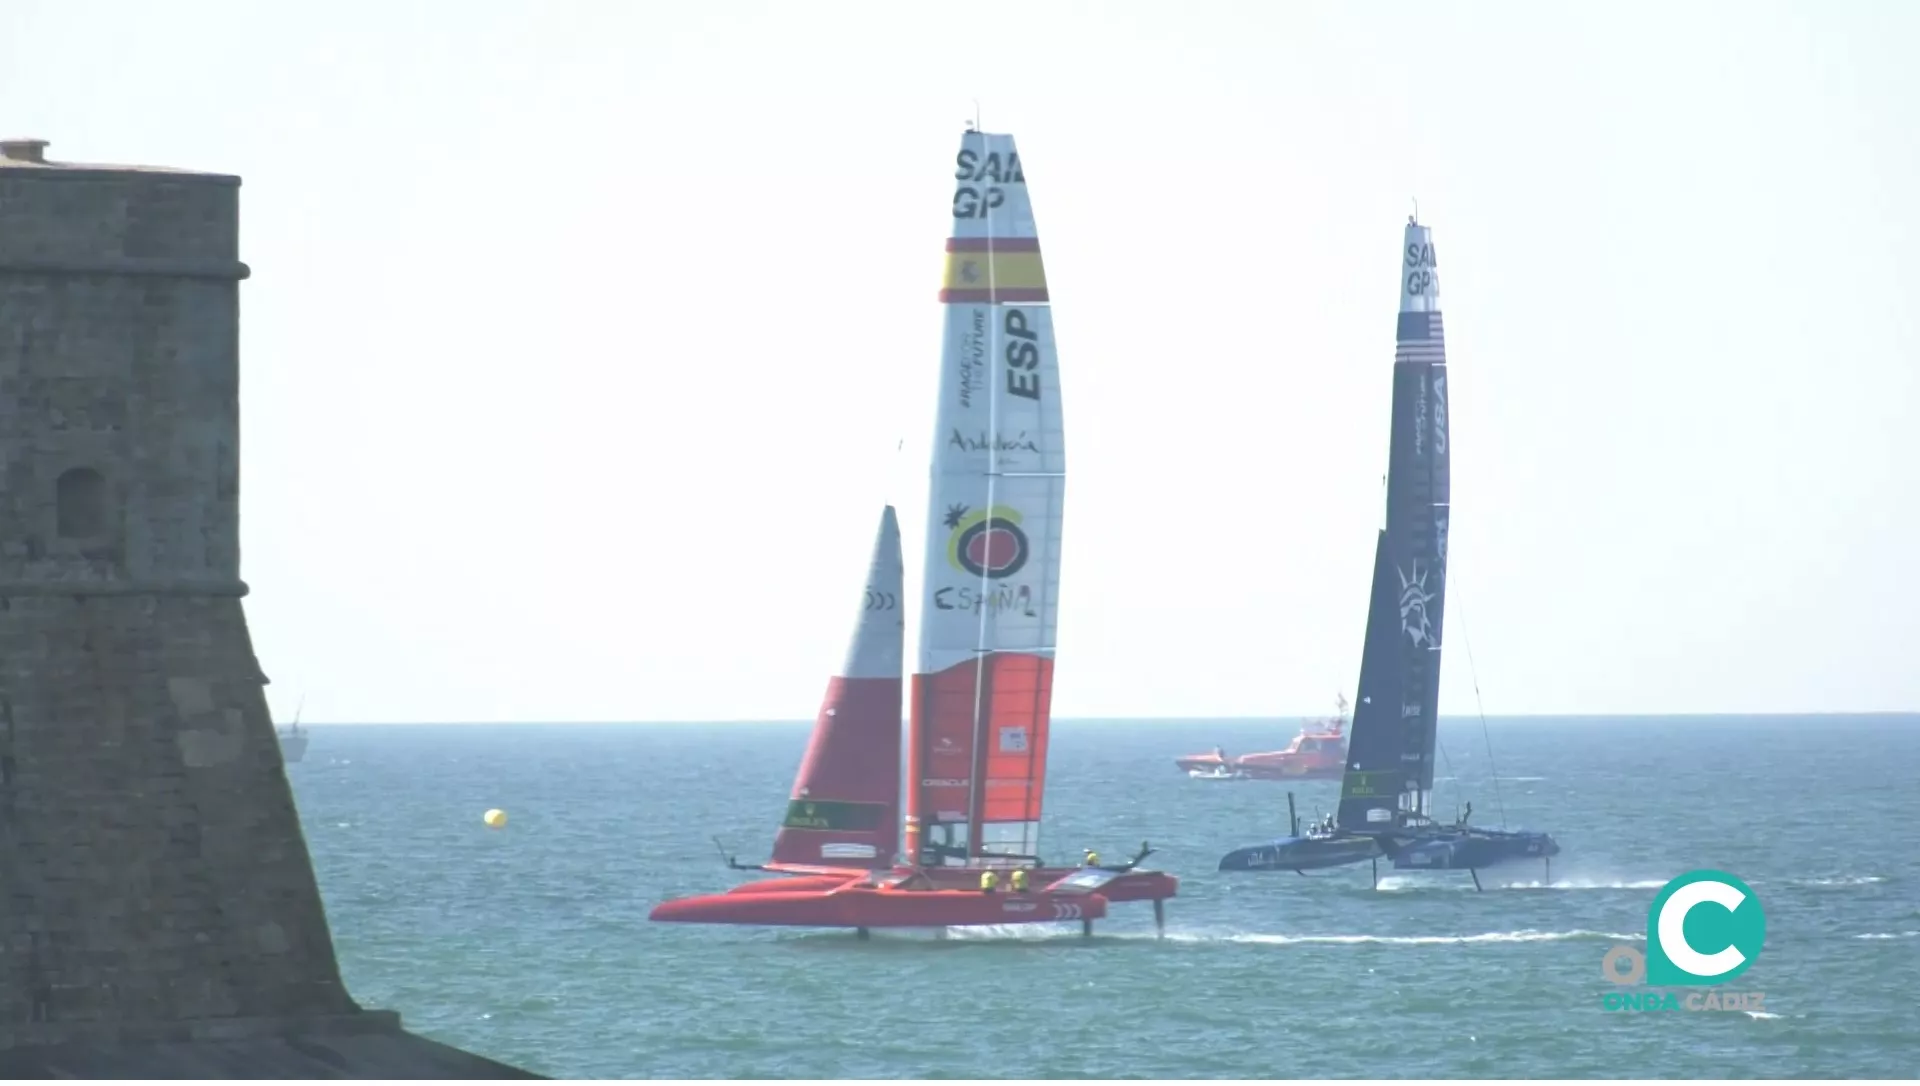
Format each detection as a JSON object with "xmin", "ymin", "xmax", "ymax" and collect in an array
[{"xmin": 3, "ymin": 0, "xmax": 1916, "ymax": 723}]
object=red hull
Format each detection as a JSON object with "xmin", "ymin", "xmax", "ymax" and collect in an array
[
  {"xmin": 1179, "ymin": 700, "xmax": 1350, "ymax": 781},
  {"xmin": 652, "ymin": 865, "xmax": 1173, "ymax": 929},
  {"xmin": 1231, "ymin": 753, "xmax": 1344, "ymax": 781},
  {"xmin": 1177, "ymin": 740, "xmax": 1345, "ymax": 781},
  {"xmin": 723, "ymin": 873, "xmax": 863, "ymax": 896},
  {"xmin": 916, "ymin": 866, "xmax": 1178, "ymax": 904},
  {"xmin": 651, "ymin": 881, "xmax": 1107, "ymax": 929},
  {"xmin": 750, "ymin": 865, "xmax": 1177, "ymax": 904}
]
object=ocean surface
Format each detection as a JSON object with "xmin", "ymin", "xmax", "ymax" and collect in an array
[{"xmin": 288, "ymin": 715, "xmax": 1920, "ymax": 1079}]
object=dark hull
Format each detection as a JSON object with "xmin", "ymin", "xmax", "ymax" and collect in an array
[
  {"xmin": 1217, "ymin": 834, "xmax": 1385, "ymax": 873},
  {"xmin": 1220, "ymin": 826, "xmax": 1559, "ymax": 875},
  {"xmin": 1387, "ymin": 828, "xmax": 1560, "ymax": 871}
]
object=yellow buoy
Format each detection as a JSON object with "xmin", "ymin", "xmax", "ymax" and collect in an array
[{"xmin": 483, "ymin": 808, "xmax": 508, "ymax": 829}]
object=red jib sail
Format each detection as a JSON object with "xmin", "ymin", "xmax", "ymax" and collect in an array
[
  {"xmin": 906, "ymin": 128, "xmax": 1064, "ymax": 868},
  {"xmin": 768, "ymin": 505, "xmax": 905, "ymax": 870}
]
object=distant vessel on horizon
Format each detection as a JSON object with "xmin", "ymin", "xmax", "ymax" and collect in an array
[
  {"xmin": 278, "ymin": 696, "xmax": 308, "ymax": 764},
  {"xmin": 1175, "ymin": 695, "xmax": 1350, "ymax": 781}
]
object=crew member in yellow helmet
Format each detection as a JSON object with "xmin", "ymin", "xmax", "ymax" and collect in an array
[
  {"xmin": 1083, "ymin": 849, "xmax": 1100, "ymax": 868},
  {"xmin": 1010, "ymin": 868, "xmax": 1029, "ymax": 893},
  {"xmin": 979, "ymin": 870, "xmax": 998, "ymax": 893}
]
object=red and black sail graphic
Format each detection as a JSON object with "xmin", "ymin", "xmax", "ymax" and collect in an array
[{"xmin": 769, "ymin": 505, "xmax": 905, "ymax": 870}]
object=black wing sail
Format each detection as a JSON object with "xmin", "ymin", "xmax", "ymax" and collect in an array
[
  {"xmin": 1388, "ymin": 219, "xmax": 1450, "ymax": 818},
  {"xmin": 1338, "ymin": 218, "xmax": 1451, "ymax": 829},
  {"xmin": 1336, "ymin": 530, "xmax": 1408, "ymax": 830}
]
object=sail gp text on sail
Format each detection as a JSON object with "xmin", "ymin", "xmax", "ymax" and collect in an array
[{"xmin": 950, "ymin": 144, "xmax": 1025, "ymax": 219}]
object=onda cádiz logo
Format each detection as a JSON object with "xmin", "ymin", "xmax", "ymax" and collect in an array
[{"xmin": 1600, "ymin": 870, "xmax": 1768, "ymax": 1014}]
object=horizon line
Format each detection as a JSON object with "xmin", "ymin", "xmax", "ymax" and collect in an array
[{"xmin": 281, "ymin": 710, "xmax": 1920, "ymax": 726}]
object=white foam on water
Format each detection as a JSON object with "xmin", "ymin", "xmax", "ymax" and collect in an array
[
  {"xmin": 820, "ymin": 926, "xmax": 1641, "ymax": 947},
  {"xmin": 1374, "ymin": 874, "xmax": 1663, "ymax": 893},
  {"xmin": 1167, "ymin": 928, "xmax": 1639, "ymax": 947},
  {"xmin": 1495, "ymin": 878, "xmax": 1667, "ymax": 891},
  {"xmin": 864, "ymin": 927, "xmax": 952, "ymax": 941},
  {"xmin": 939, "ymin": 922, "xmax": 1086, "ymax": 941},
  {"xmin": 1795, "ymin": 875, "xmax": 1887, "ymax": 887}
]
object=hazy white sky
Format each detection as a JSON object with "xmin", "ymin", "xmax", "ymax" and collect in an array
[{"xmin": 4, "ymin": 0, "xmax": 1915, "ymax": 723}]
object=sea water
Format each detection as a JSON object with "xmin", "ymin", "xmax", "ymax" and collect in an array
[{"xmin": 293, "ymin": 714, "xmax": 1920, "ymax": 1078}]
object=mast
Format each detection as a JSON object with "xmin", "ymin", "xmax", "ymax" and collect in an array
[
  {"xmin": 905, "ymin": 129, "xmax": 1064, "ymax": 868},
  {"xmin": 768, "ymin": 506, "xmax": 906, "ymax": 869},
  {"xmin": 1394, "ymin": 215, "xmax": 1449, "ymax": 818},
  {"xmin": 1336, "ymin": 216, "xmax": 1451, "ymax": 830}
]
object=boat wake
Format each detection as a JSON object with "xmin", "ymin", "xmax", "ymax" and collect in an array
[
  {"xmin": 1477, "ymin": 877, "xmax": 1665, "ymax": 891},
  {"xmin": 1373, "ymin": 874, "xmax": 1663, "ymax": 893},
  {"xmin": 1368, "ymin": 871, "xmax": 1895, "ymax": 895},
  {"xmin": 1793, "ymin": 875, "xmax": 1888, "ymax": 887},
  {"xmin": 779, "ymin": 922, "xmax": 1106, "ymax": 946},
  {"xmin": 787, "ymin": 926, "xmax": 1639, "ymax": 949},
  {"xmin": 787, "ymin": 926, "xmax": 1920, "ymax": 954},
  {"xmin": 940, "ymin": 923, "xmax": 1094, "ymax": 941},
  {"xmin": 1177, "ymin": 928, "xmax": 1638, "ymax": 947}
]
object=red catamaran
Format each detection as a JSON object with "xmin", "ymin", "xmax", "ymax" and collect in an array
[
  {"xmin": 650, "ymin": 127, "xmax": 1176, "ymax": 936},
  {"xmin": 650, "ymin": 506, "xmax": 1116, "ymax": 931}
]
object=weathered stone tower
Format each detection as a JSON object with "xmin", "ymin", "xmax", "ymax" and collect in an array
[{"xmin": 0, "ymin": 139, "xmax": 536, "ymax": 1077}]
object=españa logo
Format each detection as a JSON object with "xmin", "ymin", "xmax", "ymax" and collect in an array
[
  {"xmin": 1599, "ymin": 870, "xmax": 1768, "ymax": 1014},
  {"xmin": 943, "ymin": 503, "xmax": 1030, "ymax": 580}
]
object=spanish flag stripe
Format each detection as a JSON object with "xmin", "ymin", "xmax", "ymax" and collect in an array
[
  {"xmin": 940, "ymin": 251, "xmax": 1046, "ymax": 289},
  {"xmin": 946, "ymin": 236, "xmax": 1042, "ymax": 253},
  {"xmin": 939, "ymin": 287, "xmax": 1050, "ymax": 304}
]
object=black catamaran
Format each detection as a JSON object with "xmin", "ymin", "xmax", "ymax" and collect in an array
[{"xmin": 1218, "ymin": 214, "xmax": 1559, "ymax": 890}]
